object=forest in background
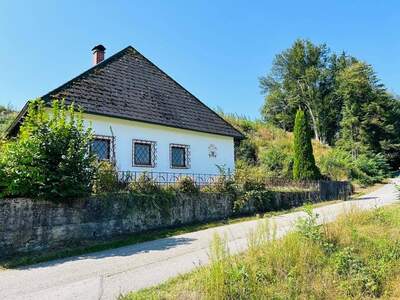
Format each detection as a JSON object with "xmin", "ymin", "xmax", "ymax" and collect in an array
[{"xmin": 221, "ymin": 39, "xmax": 399, "ymax": 186}]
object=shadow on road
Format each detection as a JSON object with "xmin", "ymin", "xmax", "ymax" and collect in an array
[{"xmin": 19, "ymin": 236, "xmax": 196, "ymax": 271}]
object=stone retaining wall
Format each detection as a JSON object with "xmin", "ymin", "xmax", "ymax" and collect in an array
[{"xmin": 0, "ymin": 181, "xmax": 351, "ymax": 258}]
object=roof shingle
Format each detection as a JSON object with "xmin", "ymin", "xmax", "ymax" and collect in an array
[{"xmin": 38, "ymin": 46, "xmax": 243, "ymax": 139}]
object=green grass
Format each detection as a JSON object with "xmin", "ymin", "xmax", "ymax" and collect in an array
[
  {"xmin": 123, "ymin": 204, "xmax": 400, "ymax": 300},
  {"xmin": 0, "ymin": 200, "xmax": 342, "ymax": 270}
]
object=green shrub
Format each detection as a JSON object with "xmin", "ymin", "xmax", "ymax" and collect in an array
[
  {"xmin": 260, "ymin": 144, "xmax": 293, "ymax": 178},
  {"xmin": 318, "ymin": 148, "xmax": 352, "ymax": 180},
  {"xmin": 352, "ymin": 153, "xmax": 390, "ymax": 186},
  {"xmin": 175, "ymin": 176, "xmax": 199, "ymax": 193},
  {"xmin": 293, "ymin": 109, "xmax": 321, "ymax": 180},
  {"xmin": 334, "ymin": 247, "xmax": 381, "ymax": 297},
  {"xmin": 232, "ymin": 176, "xmax": 274, "ymax": 213},
  {"xmin": 92, "ymin": 161, "xmax": 119, "ymax": 194},
  {"xmin": 0, "ymin": 99, "xmax": 96, "ymax": 200},
  {"xmin": 128, "ymin": 173, "xmax": 161, "ymax": 194},
  {"xmin": 236, "ymin": 139, "xmax": 257, "ymax": 165},
  {"xmin": 201, "ymin": 165, "xmax": 236, "ymax": 194},
  {"xmin": 318, "ymin": 148, "xmax": 391, "ymax": 185},
  {"xmin": 234, "ymin": 161, "xmax": 267, "ymax": 185}
]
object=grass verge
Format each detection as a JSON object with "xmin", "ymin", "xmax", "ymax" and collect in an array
[
  {"xmin": 123, "ymin": 204, "xmax": 400, "ymax": 300},
  {"xmin": 0, "ymin": 200, "xmax": 342, "ymax": 270},
  {"xmin": 352, "ymin": 179, "xmax": 389, "ymax": 198}
]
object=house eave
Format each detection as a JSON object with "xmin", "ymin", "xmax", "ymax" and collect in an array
[{"xmin": 5, "ymin": 104, "xmax": 245, "ymax": 140}]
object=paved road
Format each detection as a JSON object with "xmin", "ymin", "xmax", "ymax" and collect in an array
[{"xmin": 0, "ymin": 179, "xmax": 399, "ymax": 300}]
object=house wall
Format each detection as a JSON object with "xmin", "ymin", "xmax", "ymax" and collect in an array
[{"xmin": 83, "ymin": 113, "xmax": 235, "ymax": 174}]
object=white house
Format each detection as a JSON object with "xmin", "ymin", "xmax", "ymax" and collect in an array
[{"xmin": 7, "ymin": 45, "xmax": 243, "ymax": 182}]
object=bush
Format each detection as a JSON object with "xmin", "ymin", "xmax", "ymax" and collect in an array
[
  {"xmin": 92, "ymin": 161, "xmax": 119, "ymax": 194},
  {"xmin": 352, "ymin": 153, "xmax": 391, "ymax": 186},
  {"xmin": 234, "ymin": 161, "xmax": 267, "ymax": 184},
  {"xmin": 318, "ymin": 148, "xmax": 391, "ymax": 185},
  {"xmin": 293, "ymin": 109, "xmax": 321, "ymax": 180},
  {"xmin": 0, "ymin": 99, "xmax": 96, "ymax": 200},
  {"xmin": 175, "ymin": 176, "xmax": 199, "ymax": 193},
  {"xmin": 318, "ymin": 148, "xmax": 351, "ymax": 180},
  {"xmin": 260, "ymin": 144, "xmax": 293, "ymax": 178},
  {"xmin": 232, "ymin": 175, "xmax": 274, "ymax": 213},
  {"xmin": 202, "ymin": 165, "xmax": 236, "ymax": 194},
  {"xmin": 236, "ymin": 139, "xmax": 257, "ymax": 165},
  {"xmin": 128, "ymin": 173, "xmax": 161, "ymax": 194}
]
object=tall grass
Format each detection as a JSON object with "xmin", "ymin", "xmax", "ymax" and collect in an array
[{"xmin": 124, "ymin": 205, "xmax": 400, "ymax": 299}]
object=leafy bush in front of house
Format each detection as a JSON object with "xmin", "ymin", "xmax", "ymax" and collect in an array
[
  {"xmin": 201, "ymin": 165, "xmax": 236, "ymax": 195},
  {"xmin": 128, "ymin": 173, "xmax": 162, "ymax": 194},
  {"xmin": 232, "ymin": 176, "xmax": 274, "ymax": 213},
  {"xmin": 175, "ymin": 176, "xmax": 199, "ymax": 194},
  {"xmin": 0, "ymin": 99, "xmax": 96, "ymax": 200},
  {"xmin": 93, "ymin": 161, "xmax": 120, "ymax": 194},
  {"xmin": 127, "ymin": 173, "xmax": 177, "ymax": 219}
]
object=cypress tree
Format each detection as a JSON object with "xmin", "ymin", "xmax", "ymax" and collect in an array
[{"xmin": 293, "ymin": 109, "xmax": 321, "ymax": 180}]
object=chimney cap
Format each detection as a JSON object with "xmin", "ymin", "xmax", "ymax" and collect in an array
[{"xmin": 92, "ymin": 44, "xmax": 106, "ymax": 52}]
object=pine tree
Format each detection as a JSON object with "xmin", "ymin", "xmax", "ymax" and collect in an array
[{"xmin": 293, "ymin": 109, "xmax": 321, "ymax": 180}]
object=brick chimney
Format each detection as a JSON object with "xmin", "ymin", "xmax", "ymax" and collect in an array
[{"xmin": 92, "ymin": 45, "xmax": 106, "ymax": 65}]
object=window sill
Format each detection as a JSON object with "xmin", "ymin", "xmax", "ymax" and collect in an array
[
  {"xmin": 170, "ymin": 166, "xmax": 190, "ymax": 169},
  {"xmin": 133, "ymin": 164, "xmax": 155, "ymax": 168}
]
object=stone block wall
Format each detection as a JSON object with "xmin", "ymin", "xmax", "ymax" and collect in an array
[
  {"xmin": 0, "ymin": 181, "xmax": 351, "ymax": 258},
  {"xmin": 0, "ymin": 193, "xmax": 232, "ymax": 258}
]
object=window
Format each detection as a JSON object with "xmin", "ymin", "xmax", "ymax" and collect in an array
[
  {"xmin": 90, "ymin": 136, "xmax": 113, "ymax": 161},
  {"xmin": 133, "ymin": 140, "xmax": 156, "ymax": 167},
  {"xmin": 170, "ymin": 144, "xmax": 190, "ymax": 168}
]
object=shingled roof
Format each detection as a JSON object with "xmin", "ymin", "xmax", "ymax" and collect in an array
[{"xmin": 7, "ymin": 46, "xmax": 243, "ymax": 139}]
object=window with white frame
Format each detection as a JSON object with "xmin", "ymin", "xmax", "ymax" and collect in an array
[
  {"xmin": 170, "ymin": 144, "xmax": 190, "ymax": 169},
  {"xmin": 90, "ymin": 135, "xmax": 113, "ymax": 161},
  {"xmin": 133, "ymin": 139, "xmax": 156, "ymax": 167}
]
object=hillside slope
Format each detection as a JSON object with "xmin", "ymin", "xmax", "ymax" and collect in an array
[{"xmin": 222, "ymin": 113, "xmax": 388, "ymax": 184}]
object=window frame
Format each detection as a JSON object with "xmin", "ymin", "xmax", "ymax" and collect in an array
[
  {"xmin": 170, "ymin": 143, "xmax": 190, "ymax": 169},
  {"xmin": 90, "ymin": 135, "xmax": 114, "ymax": 162},
  {"xmin": 132, "ymin": 139, "xmax": 157, "ymax": 168}
]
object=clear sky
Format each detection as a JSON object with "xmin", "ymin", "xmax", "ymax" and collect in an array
[{"xmin": 0, "ymin": 0, "xmax": 399, "ymax": 119}]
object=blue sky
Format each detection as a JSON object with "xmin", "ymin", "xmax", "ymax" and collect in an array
[{"xmin": 0, "ymin": 1, "xmax": 399, "ymax": 119}]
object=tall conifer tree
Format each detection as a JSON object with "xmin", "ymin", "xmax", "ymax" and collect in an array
[{"xmin": 293, "ymin": 109, "xmax": 321, "ymax": 180}]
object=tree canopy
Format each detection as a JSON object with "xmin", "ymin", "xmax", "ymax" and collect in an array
[{"xmin": 260, "ymin": 39, "xmax": 400, "ymax": 169}]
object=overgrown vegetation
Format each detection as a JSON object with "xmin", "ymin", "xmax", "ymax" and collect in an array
[
  {"xmin": 258, "ymin": 38, "xmax": 399, "ymax": 178},
  {"xmin": 124, "ymin": 205, "xmax": 400, "ymax": 299},
  {"xmin": 92, "ymin": 161, "xmax": 120, "ymax": 194},
  {"xmin": 221, "ymin": 111, "xmax": 389, "ymax": 186},
  {"xmin": 0, "ymin": 100, "xmax": 96, "ymax": 200}
]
